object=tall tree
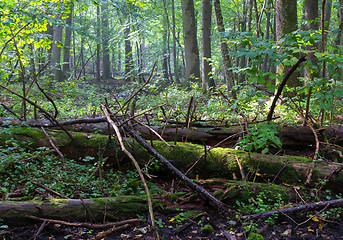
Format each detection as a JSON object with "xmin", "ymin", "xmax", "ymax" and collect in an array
[
  {"xmin": 275, "ymin": 0, "xmax": 299, "ymax": 87},
  {"xmin": 124, "ymin": 24, "xmax": 133, "ymax": 81},
  {"xmin": 201, "ymin": 0, "xmax": 214, "ymax": 90},
  {"xmin": 181, "ymin": 0, "xmax": 200, "ymax": 81},
  {"xmin": 213, "ymin": 0, "xmax": 235, "ymax": 97},
  {"xmin": 96, "ymin": 5, "xmax": 101, "ymax": 82},
  {"xmin": 62, "ymin": 1, "xmax": 74, "ymax": 79},
  {"xmin": 102, "ymin": 3, "xmax": 111, "ymax": 79},
  {"xmin": 171, "ymin": 0, "xmax": 180, "ymax": 84},
  {"xmin": 50, "ymin": 15, "xmax": 64, "ymax": 81},
  {"xmin": 303, "ymin": 0, "xmax": 319, "ymax": 121}
]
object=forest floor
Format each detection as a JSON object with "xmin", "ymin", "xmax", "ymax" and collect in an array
[
  {"xmin": 1, "ymin": 78, "xmax": 343, "ymax": 239},
  {"xmin": 2, "ymin": 175, "xmax": 343, "ymax": 240},
  {"xmin": 2, "ymin": 199, "xmax": 343, "ymax": 240}
]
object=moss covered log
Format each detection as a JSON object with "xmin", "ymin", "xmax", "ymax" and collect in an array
[
  {"xmin": 1, "ymin": 127, "xmax": 342, "ymax": 189},
  {"xmin": 0, "ymin": 196, "xmax": 161, "ymax": 225}
]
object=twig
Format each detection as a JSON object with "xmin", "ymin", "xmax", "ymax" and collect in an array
[
  {"xmin": 119, "ymin": 102, "xmax": 167, "ymax": 127},
  {"xmin": 184, "ymin": 131, "xmax": 245, "ymax": 175},
  {"xmin": 94, "ymin": 224, "xmax": 130, "ymax": 240},
  {"xmin": 121, "ymin": 122, "xmax": 229, "ymax": 213},
  {"xmin": 101, "ymin": 105, "xmax": 158, "ymax": 237},
  {"xmin": 113, "ymin": 62, "xmax": 156, "ymax": 116},
  {"xmin": 266, "ymin": 54, "xmax": 307, "ymax": 121},
  {"xmin": 235, "ymin": 154, "xmax": 245, "ymax": 180},
  {"xmin": 134, "ymin": 119, "xmax": 172, "ymax": 147},
  {"xmin": 40, "ymin": 127, "xmax": 66, "ymax": 164},
  {"xmin": 185, "ymin": 96, "xmax": 194, "ymax": 128},
  {"xmin": 36, "ymin": 82, "xmax": 59, "ymax": 118},
  {"xmin": 32, "ymin": 181, "xmax": 68, "ymax": 199},
  {"xmin": 26, "ymin": 215, "xmax": 143, "ymax": 229},
  {"xmin": 243, "ymin": 197, "xmax": 343, "ymax": 221},
  {"xmin": 0, "ymin": 103, "xmax": 23, "ymax": 121},
  {"xmin": 0, "ymin": 84, "xmax": 73, "ymax": 140},
  {"xmin": 33, "ymin": 220, "xmax": 47, "ymax": 240},
  {"xmin": 0, "ymin": 21, "xmax": 31, "ymax": 57}
]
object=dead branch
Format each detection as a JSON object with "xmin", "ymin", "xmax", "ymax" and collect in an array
[
  {"xmin": 26, "ymin": 215, "xmax": 143, "ymax": 229},
  {"xmin": 267, "ymin": 54, "xmax": 307, "ymax": 121},
  {"xmin": 121, "ymin": 122, "xmax": 229, "ymax": 213},
  {"xmin": 41, "ymin": 127, "xmax": 66, "ymax": 164},
  {"xmin": 101, "ymin": 105, "xmax": 157, "ymax": 234},
  {"xmin": 0, "ymin": 84, "xmax": 73, "ymax": 140},
  {"xmin": 32, "ymin": 181, "xmax": 68, "ymax": 199},
  {"xmin": 243, "ymin": 197, "xmax": 343, "ymax": 221}
]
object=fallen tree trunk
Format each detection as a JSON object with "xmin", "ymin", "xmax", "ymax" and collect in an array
[
  {"xmin": 0, "ymin": 196, "xmax": 160, "ymax": 225},
  {"xmin": 1, "ymin": 117, "xmax": 343, "ymax": 147},
  {"xmin": 0, "ymin": 127, "xmax": 342, "ymax": 190}
]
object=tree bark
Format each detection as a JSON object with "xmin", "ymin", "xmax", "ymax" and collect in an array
[
  {"xmin": 101, "ymin": 3, "xmax": 112, "ymax": 80},
  {"xmin": 96, "ymin": 6, "xmax": 101, "ymax": 82},
  {"xmin": 0, "ymin": 196, "xmax": 158, "ymax": 225},
  {"xmin": 62, "ymin": 2, "xmax": 73, "ymax": 79},
  {"xmin": 275, "ymin": 0, "xmax": 300, "ymax": 87},
  {"xmin": 124, "ymin": 25, "xmax": 133, "ymax": 81},
  {"xmin": 171, "ymin": 0, "xmax": 180, "ymax": 84},
  {"xmin": 1, "ymin": 127, "xmax": 343, "ymax": 189},
  {"xmin": 201, "ymin": 0, "xmax": 214, "ymax": 91},
  {"xmin": 50, "ymin": 15, "xmax": 64, "ymax": 82},
  {"xmin": 181, "ymin": 0, "xmax": 201, "ymax": 81},
  {"xmin": 213, "ymin": 0, "xmax": 235, "ymax": 97}
]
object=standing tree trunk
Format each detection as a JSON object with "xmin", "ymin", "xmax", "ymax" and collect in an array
[
  {"xmin": 96, "ymin": 6, "xmax": 101, "ymax": 82},
  {"xmin": 213, "ymin": 0, "xmax": 235, "ymax": 98},
  {"xmin": 275, "ymin": 0, "xmax": 299, "ymax": 87},
  {"xmin": 62, "ymin": 2, "xmax": 73, "ymax": 79},
  {"xmin": 303, "ymin": 0, "xmax": 319, "ymax": 121},
  {"xmin": 124, "ymin": 25, "xmax": 133, "ymax": 81},
  {"xmin": 181, "ymin": 0, "xmax": 200, "ymax": 81},
  {"xmin": 102, "ymin": 4, "xmax": 112, "ymax": 80},
  {"xmin": 50, "ymin": 15, "xmax": 64, "ymax": 82},
  {"xmin": 171, "ymin": 0, "xmax": 180, "ymax": 84},
  {"xmin": 117, "ymin": 42, "xmax": 122, "ymax": 74},
  {"xmin": 201, "ymin": 0, "xmax": 214, "ymax": 91}
]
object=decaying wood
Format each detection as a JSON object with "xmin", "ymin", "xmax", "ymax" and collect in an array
[
  {"xmin": 1, "ymin": 127, "xmax": 343, "ymax": 189},
  {"xmin": 0, "ymin": 196, "xmax": 160, "ymax": 225},
  {"xmin": 26, "ymin": 215, "xmax": 143, "ymax": 229},
  {"xmin": 122, "ymin": 123, "xmax": 229, "ymax": 213},
  {"xmin": 1, "ymin": 117, "xmax": 343, "ymax": 147},
  {"xmin": 32, "ymin": 181, "xmax": 68, "ymax": 199},
  {"xmin": 101, "ymin": 104, "xmax": 157, "ymax": 233},
  {"xmin": 243, "ymin": 197, "xmax": 343, "ymax": 221}
]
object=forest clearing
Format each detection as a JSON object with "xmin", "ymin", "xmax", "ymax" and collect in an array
[{"xmin": 1, "ymin": 0, "xmax": 343, "ymax": 239}]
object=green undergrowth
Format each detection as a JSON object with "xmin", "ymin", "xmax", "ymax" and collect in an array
[{"xmin": 0, "ymin": 130, "xmax": 164, "ymax": 200}]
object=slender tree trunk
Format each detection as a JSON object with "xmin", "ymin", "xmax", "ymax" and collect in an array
[
  {"xmin": 171, "ymin": 0, "xmax": 180, "ymax": 84},
  {"xmin": 124, "ymin": 25, "xmax": 133, "ymax": 81},
  {"xmin": 117, "ymin": 42, "xmax": 122, "ymax": 73},
  {"xmin": 213, "ymin": 0, "xmax": 235, "ymax": 98},
  {"xmin": 50, "ymin": 15, "xmax": 64, "ymax": 82},
  {"xmin": 96, "ymin": 6, "xmax": 101, "ymax": 82},
  {"xmin": 62, "ymin": 2, "xmax": 73, "ymax": 79},
  {"xmin": 201, "ymin": 0, "xmax": 214, "ymax": 91},
  {"xmin": 239, "ymin": 0, "xmax": 248, "ymax": 83},
  {"xmin": 263, "ymin": 0, "xmax": 272, "ymax": 75},
  {"xmin": 334, "ymin": 0, "xmax": 343, "ymax": 78},
  {"xmin": 181, "ymin": 0, "xmax": 201, "ymax": 81},
  {"xmin": 303, "ymin": 0, "xmax": 319, "ymax": 122},
  {"xmin": 275, "ymin": 0, "xmax": 299, "ymax": 87},
  {"xmin": 102, "ymin": 4, "xmax": 111, "ymax": 79}
]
